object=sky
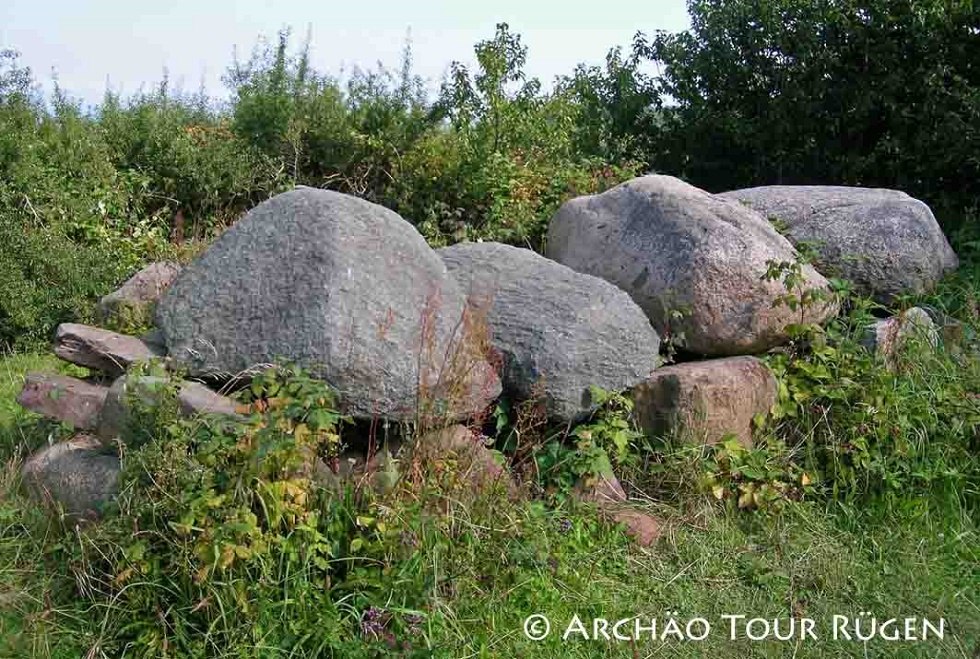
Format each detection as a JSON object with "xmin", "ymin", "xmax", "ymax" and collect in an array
[{"xmin": 0, "ymin": 0, "xmax": 691, "ymax": 106}]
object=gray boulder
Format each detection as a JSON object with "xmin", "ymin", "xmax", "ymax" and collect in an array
[
  {"xmin": 21, "ymin": 434, "xmax": 120, "ymax": 518},
  {"xmin": 547, "ymin": 175, "xmax": 836, "ymax": 356},
  {"xmin": 156, "ymin": 188, "xmax": 500, "ymax": 421},
  {"xmin": 717, "ymin": 186, "xmax": 958, "ymax": 302},
  {"xmin": 97, "ymin": 261, "xmax": 182, "ymax": 327},
  {"xmin": 54, "ymin": 323, "xmax": 162, "ymax": 377},
  {"xmin": 439, "ymin": 242, "xmax": 659, "ymax": 421},
  {"xmin": 861, "ymin": 307, "xmax": 939, "ymax": 370}
]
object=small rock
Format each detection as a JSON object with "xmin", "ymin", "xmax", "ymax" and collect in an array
[
  {"xmin": 21, "ymin": 434, "xmax": 120, "ymax": 518},
  {"xmin": 314, "ymin": 437, "xmax": 406, "ymax": 492},
  {"xmin": 418, "ymin": 425, "xmax": 516, "ymax": 497},
  {"xmin": 574, "ymin": 469, "xmax": 627, "ymax": 505},
  {"xmin": 631, "ymin": 356, "xmax": 777, "ymax": 447},
  {"xmin": 54, "ymin": 323, "xmax": 162, "ymax": 377},
  {"xmin": 862, "ymin": 307, "xmax": 939, "ymax": 368},
  {"xmin": 96, "ymin": 261, "xmax": 182, "ymax": 327},
  {"xmin": 573, "ymin": 470, "xmax": 662, "ymax": 547},
  {"xmin": 97, "ymin": 374, "xmax": 241, "ymax": 444},
  {"xmin": 17, "ymin": 373, "xmax": 109, "ymax": 430},
  {"xmin": 607, "ymin": 507, "xmax": 662, "ymax": 547}
]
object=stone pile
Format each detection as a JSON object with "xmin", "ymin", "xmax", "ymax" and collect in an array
[{"xmin": 17, "ymin": 178, "xmax": 959, "ymax": 540}]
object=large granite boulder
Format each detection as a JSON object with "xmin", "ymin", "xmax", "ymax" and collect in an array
[
  {"xmin": 631, "ymin": 356, "xmax": 777, "ymax": 447},
  {"xmin": 439, "ymin": 242, "xmax": 660, "ymax": 421},
  {"xmin": 547, "ymin": 175, "xmax": 836, "ymax": 356},
  {"xmin": 21, "ymin": 434, "xmax": 120, "ymax": 518},
  {"xmin": 156, "ymin": 188, "xmax": 500, "ymax": 421},
  {"xmin": 717, "ymin": 186, "xmax": 958, "ymax": 302}
]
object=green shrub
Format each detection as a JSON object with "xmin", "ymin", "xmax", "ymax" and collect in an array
[
  {"xmin": 645, "ymin": 0, "xmax": 980, "ymax": 228},
  {"xmin": 0, "ymin": 212, "xmax": 127, "ymax": 351},
  {"xmin": 100, "ymin": 86, "xmax": 288, "ymax": 238}
]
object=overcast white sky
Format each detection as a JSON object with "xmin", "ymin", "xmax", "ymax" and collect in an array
[{"xmin": 0, "ymin": 0, "xmax": 690, "ymax": 105}]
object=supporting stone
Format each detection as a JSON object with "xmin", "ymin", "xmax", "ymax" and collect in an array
[
  {"xmin": 54, "ymin": 323, "xmax": 162, "ymax": 377},
  {"xmin": 16, "ymin": 373, "xmax": 109, "ymax": 430},
  {"xmin": 21, "ymin": 434, "xmax": 120, "ymax": 518}
]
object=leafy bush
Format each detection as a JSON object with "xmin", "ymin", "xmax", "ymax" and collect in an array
[
  {"xmin": 646, "ymin": 0, "xmax": 980, "ymax": 227},
  {"xmin": 43, "ymin": 368, "xmax": 384, "ymax": 656},
  {"xmin": 99, "ymin": 85, "xmax": 288, "ymax": 239}
]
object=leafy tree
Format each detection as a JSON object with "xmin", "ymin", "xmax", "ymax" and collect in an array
[
  {"xmin": 558, "ymin": 35, "xmax": 662, "ymax": 163},
  {"xmin": 645, "ymin": 0, "xmax": 980, "ymax": 226}
]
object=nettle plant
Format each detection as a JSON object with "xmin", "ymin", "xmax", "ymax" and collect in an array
[
  {"xmin": 701, "ymin": 436, "xmax": 812, "ymax": 511},
  {"xmin": 754, "ymin": 244, "xmax": 980, "ymax": 504},
  {"xmin": 531, "ymin": 386, "xmax": 643, "ymax": 495}
]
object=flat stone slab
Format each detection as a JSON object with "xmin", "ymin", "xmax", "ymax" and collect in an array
[
  {"xmin": 21, "ymin": 434, "xmax": 120, "ymax": 518},
  {"xmin": 17, "ymin": 373, "xmax": 109, "ymax": 430},
  {"xmin": 96, "ymin": 374, "xmax": 242, "ymax": 444},
  {"xmin": 177, "ymin": 380, "xmax": 240, "ymax": 418},
  {"xmin": 55, "ymin": 323, "xmax": 162, "ymax": 377}
]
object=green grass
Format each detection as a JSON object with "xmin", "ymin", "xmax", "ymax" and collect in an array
[{"xmin": 0, "ymin": 354, "xmax": 977, "ymax": 658}]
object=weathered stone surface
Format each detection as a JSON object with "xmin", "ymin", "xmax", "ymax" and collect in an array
[
  {"xmin": 547, "ymin": 175, "xmax": 836, "ymax": 356},
  {"xmin": 96, "ymin": 261, "xmax": 181, "ymax": 325},
  {"xmin": 54, "ymin": 323, "xmax": 162, "ymax": 377},
  {"xmin": 573, "ymin": 470, "xmax": 662, "ymax": 547},
  {"xmin": 17, "ymin": 373, "xmax": 108, "ymax": 430},
  {"xmin": 717, "ymin": 186, "xmax": 958, "ymax": 302},
  {"xmin": 177, "ymin": 380, "xmax": 239, "ymax": 418},
  {"xmin": 574, "ymin": 469, "xmax": 628, "ymax": 505},
  {"xmin": 21, "ymin": 434, "xmax": 119, "ymax": 518},
  {"xmin": 418, "ymin": 425, "xmax": 515, "ymax": 497},
  {"xmin": 439, "ymin": 242, "xmax": 659, "ymax": 421},
  {"xmin": 631, "ymin": 356, "xmax": 777, "ymax": 447},
  {"xmin": 862, "ymin": 307, "xmax": 939, "ymax": 369},
  {"xmin": 156, "ymin": 188, "xmax": 500, "ymax": 421},
  {"xmin": 96, "ymin": 374, "xmax": 241, "ymax": 444},
  {"xmin": 140, "ymin": 328, "xmax": 168, "ymax": 353}
]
